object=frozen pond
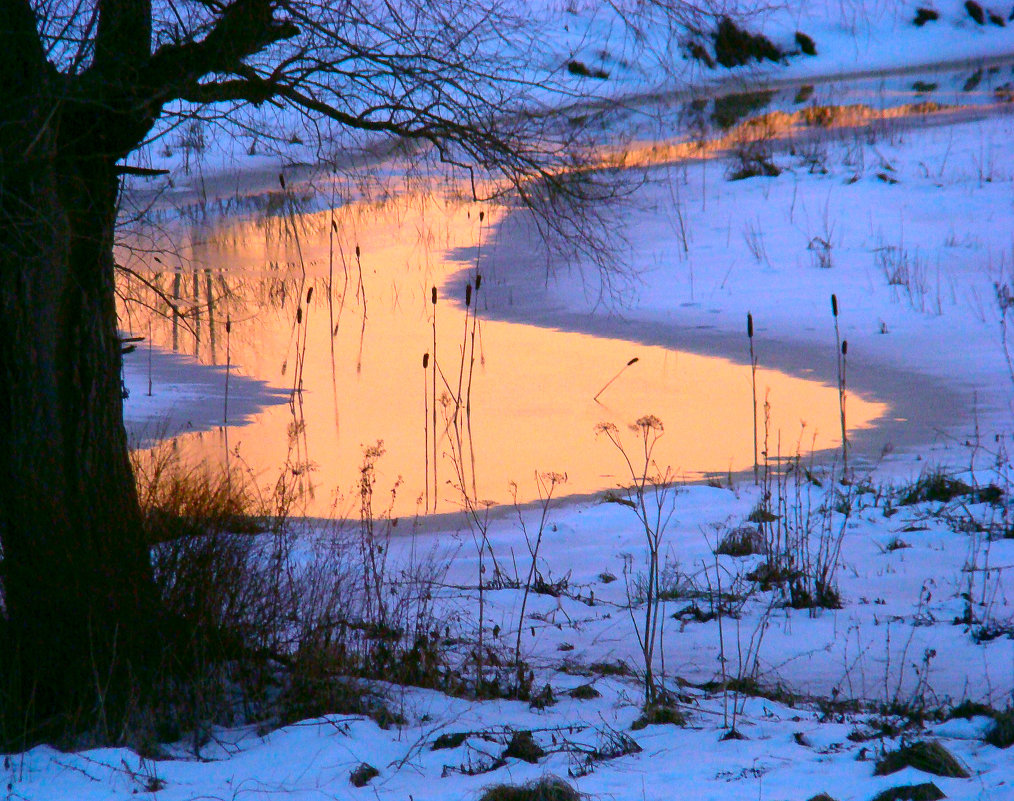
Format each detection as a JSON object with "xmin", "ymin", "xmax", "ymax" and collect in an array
[
  {"xmin": 115, "ymin": 61, "xmax": 1014, "ymax": 518},
  {"xmin": 118, "ymin": 187, "xmax": 886, "ymax": 518}
]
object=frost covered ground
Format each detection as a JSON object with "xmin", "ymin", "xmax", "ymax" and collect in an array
[{"xmin": 14, "ymin": 1, "xmax": 1014, "ymax": 800}]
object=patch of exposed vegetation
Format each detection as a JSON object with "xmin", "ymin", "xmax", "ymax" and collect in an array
[
  {"xmin": 631, "ymin": 702, "xmax": 687, "ymax": 730},
  {"xmin": 502, "ymin": 730, "xmax": 546, "ymax": 764},
  {"xmin": 349, "ymin": 763, "xmax": 380, "ymax": 787},
  {"xmin": 899, "ymin": 471, "xmax": 973, "ymax": 505},
  {"xmin": 984, "ymin": 708, "xmax": 1014, "ymax": 748},
  {"xmin": 566, "ymin": 60, "xmax": 608, "ymax": 79},
  {"xmin": 432, "ymin": 732, "xmax": 468, "ymax": 750},
  {"xmin": 568, "ymin": 683, "xmax": 601, "ymax": 700},
  {"xmin": 795, "ymin": 31, "xmax": 817, "ymax": 55},
  {"xmin": 716, "ymin": 525, "xmax": 765, "ymax": 557},
  {"xmin": 965, "ymin": 0, "xmax": 986, "ymax": 24},
  {"xmin": 870, "ymin": 783, "xmax": 945, "ymax": 801},
  {"xmin": 478, "ymin": 777, "xmax": 581, "ymax": 801},
  {"xmin": 874, "ymin": 741, "xmax": 969, "ymax": 778},
  {"xmin": 713, "ymin": 17, "xmax": 782, "ymax": 67}
]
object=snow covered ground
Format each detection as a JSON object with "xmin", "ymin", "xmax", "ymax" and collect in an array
[{"xmin": 15, "ymin": 2, "xmax": 1014, "ymax": 800}]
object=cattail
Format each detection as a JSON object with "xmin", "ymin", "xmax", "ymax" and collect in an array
[
  {"xmin": 224, "ymin": 315, "xmax": 232, "ymax": 426},
  {"xmin": 842, "ymin": 340, "xmax": 848, "ymax": 356},
  {"xmin": 748, "ymin": 311, "xmax": 759, "ymax": 484},
  {"xmin": 423, "ymin": 351, "xmax": 431, "ymax": 512},
  {"xmin": 831, "ymin": 293, "xmax": 838, "ymax": 317},
  {"xmin": 475, "ymin": 273, "xmax": 482, "ymax": 291},
  {"xmin": 479, "ymin": 210, "xmax": 485, "ymax": 222},
  {"xmin": 355, "ymin": 244, "xmax": 360, "ymax": 258},
  {"xmin": 279, "ymin": 172, "xmax": 285, "ymax": 189},
  {"xmin": 430, "ymin": 288, "xmax": 438, "ymax": 509},
  {"xmin": 296, "ymin": 307, "xmax": 303, "ymax": 324},
  {"xmin": 593, "ymin": 357, "xmax": 639, "ymax": 401},
  {"xmin": 306, "ymin": 287, "xmax": 313, "ymax": 303},
  {"xmin": 331, "ymin": 219, "xmax": 337, "ymax": 232},
  {"xmin": 465, "ymin": 283, "xmax": 472, "ymax": 307}
]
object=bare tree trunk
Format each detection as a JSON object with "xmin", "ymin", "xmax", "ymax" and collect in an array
[{"xmin": 0, "ymin": 13, "xmax": 158, "ymax": 739}]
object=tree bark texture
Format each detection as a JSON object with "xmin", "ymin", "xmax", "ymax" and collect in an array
[{"xmin": 0, "ymin": 0, "xmax": 158, "ymax": 738}]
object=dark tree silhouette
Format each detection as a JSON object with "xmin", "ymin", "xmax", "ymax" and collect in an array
[{"xmin": 0, "ymin": 0, "xmax": 704, "ymax": 741}]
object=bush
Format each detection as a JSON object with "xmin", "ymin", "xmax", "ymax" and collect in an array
[
  {"xmin": 795, "ymin": 31, "xmax": 817, "ymax": 55},
  {"xmin": 713, "ymin": 17, "xmax": 782, "ymax": 67},
  {"xmin": 913, "ymin": 8, "xmax": 939, "ymax": 26},
  {"xmin": 727, "ymin": 141, "xmax": 781, "ymax": 181},
  {"xmin": 128, "ymin": 445, "xmax": 459, "ymax": 748},
  {"xmin": 566, "ymin": 60, "xmax": 608, "ymax": 79},
  {"xmin": 349, "ymin": 763, "xmax": 379, "ymax": 787},
  {"xmin": 686, "ymin": 40, "xmax": 715, "ymax": 68}
]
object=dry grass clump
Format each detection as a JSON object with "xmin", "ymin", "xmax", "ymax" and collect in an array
[
  {"xmin": 349, "ymin": 762, "xmax": 379, "ymax": 787},
  {"xmin": 631, "ymin": 701, "xmax": 686, "ymax": 730},
  {"xmin": 716, "ymin": 525, "xmax": 765, "ymax": 557},
  {"xmin": 984, "ymin": 708, "xmax": 1014, "ymax": 748},
  {"xmin": 874, "ymin": 740, "xmax": 969, "ymax": 778},
  {"xmin": 502, "ymin": 730, "xmax": 546, "ymax": 763},
  {"xmin": 899, "ymin": 470, "xmax": 973, "ymax": 505},
  {"xmin": 568, "ymin": 683, "xmax": 601, "ymax": 700},
  {"xmin": 133, "ymin": 443, "xmax": 265, "ymax": 543},
  {"xmin": 479, "ymin": 776, "xmax": 581, "ymax": 801},
  {"xmin": 127, "ymin": 442, "xmax": 458, "ymax": 746},
  {"xmin": 870, "ymin": 783, "xmax": 945, "ymax": 801}
]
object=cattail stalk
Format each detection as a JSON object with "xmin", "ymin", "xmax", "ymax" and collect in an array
[
  {"xmin": 423, "ymin": 352, "xmax": 430, "ymax": 513},
  {"xmin": 748, "ymin": 312, "xmax": 758, "ymax": 485},
  {"xmin": 431, "ymin": 286, "xmax": 438, "ymax": 510},
  {"xmin": 831, "ymin": 294, "xmax": 848, "ymax": 475},
  {"xmin": 224, "ymin": 315, "xmax": 231, "ymax": 425},
  {"xmin": 840, "ymin": 339, "xmax": 849, "ymax": 475},
  {"xmin": 593, "ymin": 357, "xmax": 640, "ymax": 402}
]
